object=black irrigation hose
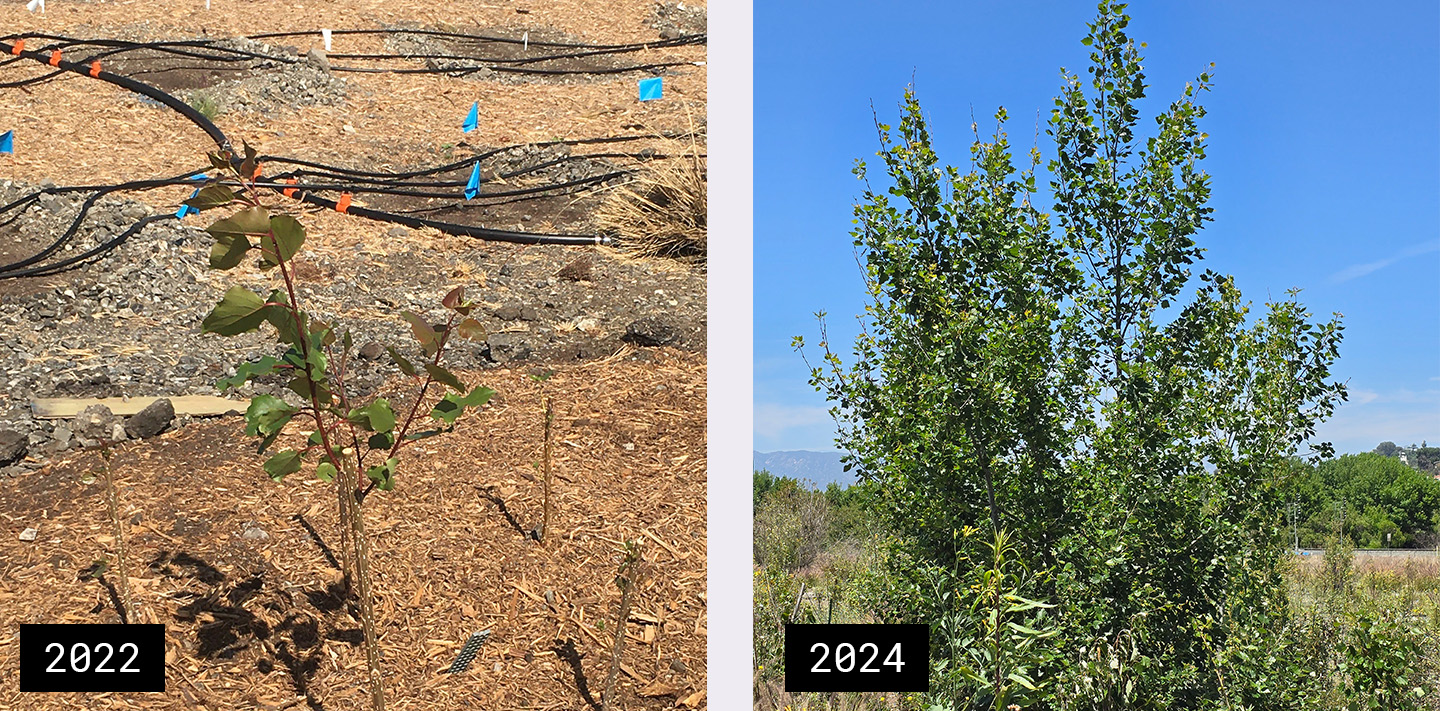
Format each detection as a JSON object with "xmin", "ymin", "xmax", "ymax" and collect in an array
[
  {"xmin": 1, "ymin": 214, "xmax": 179, "ymax": 280},
  {"xmin": 0, "ymin": 170, "xmax": 209, "ymax": 279},
  {"xmin": 246, "ymin": 27, "xmax": 706, "ymax": 52},
  {"xmin": 0, "ymin": 36, "xmax": 617, "ymax": 249},
  {"xmin": 2, "ymin": 29, "xmax": 702, "ymax": 80}
]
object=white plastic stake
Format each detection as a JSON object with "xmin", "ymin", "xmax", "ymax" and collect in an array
[
  {"xmin": 322, "ymin": 29, "xmax": 332, "ymax": 52},
  {"xmin": 522, "ymin": 32, "xmax": 528, "ymax": 52},
  {"xmin": 26, "ymin": 0, "xmax": 44, "ymax": 13},
  {"xmin": 205, "ymin": 0, "xmax": 210, "ymax": 8}
]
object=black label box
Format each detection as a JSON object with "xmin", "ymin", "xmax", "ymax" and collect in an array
[
  {"xmin": 784, "ymin": 623, "xmax": 928, "ymax": 692},
  {"xmin": 19, "ymin": 624, "xmax": 165, "ymax": 693}
]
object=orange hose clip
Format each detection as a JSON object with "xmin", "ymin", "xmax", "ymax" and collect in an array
[
  {"xmin": 10, "ymin": 39, "xmax": 23, "ymax": 56},
  {"xmin": 89, "ymin": 61, "xmax": 101, "ymax": 78},
  {"xmin": 282, "ymin": 178, "xmax": 297, "ymax": 199},
  {"xmin": 335, "ymin": 193, "xmax": 352, "ymax": 213},
  {"xmin": 48, "ymin": 49, "xmax": 61, "ymax": 67}
]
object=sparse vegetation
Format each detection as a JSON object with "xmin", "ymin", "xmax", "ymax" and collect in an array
[{"xmin": 193, "ymin": 142, "xmax": 495, "ymax": 711}]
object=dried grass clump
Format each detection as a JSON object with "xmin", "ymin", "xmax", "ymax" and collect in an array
[{"xmin": 596, "ymin": 146, "xmax": 707, "ymax": 265}]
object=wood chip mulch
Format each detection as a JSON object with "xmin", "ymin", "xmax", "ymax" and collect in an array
[{"xmin": 0, "ymin": 349, "xmax": 707, "ymax": 710}]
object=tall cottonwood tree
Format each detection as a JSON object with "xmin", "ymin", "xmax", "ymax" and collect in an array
[{"xmin": 800, "ymin": 2, "xmax": 1346, "ymax": 707}]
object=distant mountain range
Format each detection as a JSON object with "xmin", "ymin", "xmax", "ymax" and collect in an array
[{"xmin": 753, "ymin": 450, "xmax": 854, "ymax": 488}]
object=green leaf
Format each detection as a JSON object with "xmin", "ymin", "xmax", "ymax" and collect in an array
[
  {"xmin": 265, "ymin": 296, "xmax": 306, "ymax": 348},
  {"xmin": 207, "ymin": 152, "xmax": 231, "ymax": 172},
  {"xmin": 202, "ymin": 286, "xmax": 271, "ymax": 336},
  {"xmin": 424, "ymin": 363, "xmax": 465, "ymax": 392},
  {"xmin": 386, "ymin": 346, "xmax": 418, "ymax": 376},
  {"xmin": 401, "ymin": 311, "xmax": 440, "ymax": 356},
  {"xmin": 348, "ymin": 399, "xmax": 397, "ymax": 433},
  {"xmin": 429, "ymin": 385, "xmax": 494, "ymax": 425},
  {"xmin": 455, "ymin": 317, "xmax": 486, "ymax": 341},
  {"xmin": 455, "ymin": 385, "xmax": 495, "ymax": 408},
  {"xmin": 256, "ymin": 428, "xmax": 285, "ymax": 456},
  {"xmin": 208, "ymin": 229, "xmax": 251, "ymax": 270},
  {"xmin": 367, "ymin": 431, "xmax": 394, "ymax": 451},
  {"xmin": 430, "ymin": 397, "xmax": 463, "ymax": 425},
  {"xmin": 314, "ymin": 461, "xmax": 337, "ymax": 482},
  {"xmin": 244, "ymin": 394, "xmax": 297, "ymax": 437},
  {"xmin": 403, "ymin": 428, "xmax": 445, "ymax": 442},
  {"xmin": 259, "ymin": 214, "xmax": 305, "ymax": 269},
  {"xmin": 207, "ymin": 206, "xmax": 270, "ymax": 243},
  {"xmin": 216, "ymin": 355, "xmax": 280, "ymax": 391},
  {"xmin": 264, "ymin": 449, "xmax": 303, "ymax": 482},
  {"xmin": 184, "ymin": 184, "xmax": 236, "ymax": 212},
  {"xmin": 288, "ymin": 371, "xmax": 332, "ymax": 405},
  {"xmin": 309, "ymin": 320, "xmax": 336, "ymax": 347},
  {"xmin": 365, "ymin": 457, "xmax": 399, "ymax": 491}
]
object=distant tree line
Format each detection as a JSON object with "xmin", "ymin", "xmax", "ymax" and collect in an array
[
  {"xmin": 1287, "ymin": 452, "xmax": 1440, "ymax": 548},
  {"xmin": 1373, "ymin": 440, "xmax": 1440, "ymax": 474}
]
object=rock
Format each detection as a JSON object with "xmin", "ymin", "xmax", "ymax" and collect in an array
[
  {"xmin": 358, "ymin": 341, "xmax": 385, "ymax": 360},
  {"xmin": 623, "ymin": 317, "xmax": 680, "ymax": 347},
  {"xmin": 51, "ymin": 425, "xmax": 73, "ymax": 451},
  {"xmin": 305, "ymin": 48, "xmax": 331, "ymax": 73},
  {"xmin": 555, "ymin": 255, "xmax": 593, "ymax": 282},
  {"xmin": 19, "ymin": 527, "xmax": 38, "ymax": 542},
  {"xmin": 495, "ymin": 304, "xmax": 522, "ymax": 321},
  {"xmin": 386, "ymin": 226, "xmax": 410, "ymax": 238},
  {"xmin": 0, "ymin": 430, "xmax": 26, "ymax": 466},
  {"xmin": 242, "ymin": 525, "xmax": 269, "ymax": 541},
  {"xmin": 483, "ymin": 333, "xmax": 532, "ymax": 364},
  {"xmin": 660, "ymin": 28, "xmax": 682, "ymax": 39},
  {"xmin": 124, "ymin": 398, "xmax": 174, "ymax": 439},
  {"xmin": 111, "ymin": 423, "xmax": 128, "ymax": 442},
  {"xmin": 75, "ymin": 404, "xmax": 120, "ymax": 441},
  {"xmin": 499, "ymin": 263, "xmax": 514, "ymax": 277},
  {"xmin": 669, "ymin": 658, "xmax": 689, "ymax": 674}
]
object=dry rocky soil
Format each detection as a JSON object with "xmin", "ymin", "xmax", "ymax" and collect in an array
[{"xmin": 0, "ymin": 1, "xmax": 707, "ymax": 709}]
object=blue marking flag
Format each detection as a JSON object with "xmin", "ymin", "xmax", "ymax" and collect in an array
[
  {"xmin": 0, "ymin": 130, "xmax": 12, "ymax": 154},
  {"xmin": 191, "ymin": 173, "xmax": 208, "ymax": 182},
  {"xmin": 464, "ymin": 161, "xmax": 481, "ymax": 199},
  {"xmin": 462, "ymin": 102, "xmax": 478, "ymax": 133},
  {"xmin": 176, "ymin": 188, "xmax": 200, "ymax": 218},
  {"xmin": 638, "ymin": 77, "xmax": 662, "ymax": 101}
]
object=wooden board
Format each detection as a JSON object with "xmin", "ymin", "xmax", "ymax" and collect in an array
[{"xmin": 30, "ymin": 396, "xmax": 246, "ymax": 419}]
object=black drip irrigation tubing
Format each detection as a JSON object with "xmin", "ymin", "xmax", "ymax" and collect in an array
[
  {"xmin": 0, "ymin": 170, "xmax": 207, "ymax": 280},
  {"xmin": 0, "ymin": 30, "xmax": 705, "ymax": 280},
  {"xmin": 1, "ymin": 28, "xmax": 704, "ymax": 82}
]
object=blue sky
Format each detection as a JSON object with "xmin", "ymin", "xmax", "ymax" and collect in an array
[{"xmin": 755, "ymin": 1, "xmax": 1440, "ymax": 455}]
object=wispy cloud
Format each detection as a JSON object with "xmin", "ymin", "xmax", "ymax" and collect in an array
[
  {"xmin": 1349, "ymin": 388, "xmax": 1380, "ymax": 405},
  {"xmin": 1329, "ymin": 239, "xmax": 1440, "ymax": 284},
  {"xmin": 1315, "ymin": 386, "xmax": 1440, "ymax": 453}
]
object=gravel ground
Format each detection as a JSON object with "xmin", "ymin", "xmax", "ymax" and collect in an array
[
  {"xmin": 0, "ymin": 178, "xmax": 704, "ymax": 477},
  {"xmin": 647, "ymin": 2, "xmax": 707, "ymax": 39},
  {"xmin": 382, "ymin": 23, "xmax": 673, "ymax": 85}
]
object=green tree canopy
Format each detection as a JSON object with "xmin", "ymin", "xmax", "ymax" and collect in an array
[{"xmin": 799, "ymin": 2, "xmax": 1347, "ymax": 705}]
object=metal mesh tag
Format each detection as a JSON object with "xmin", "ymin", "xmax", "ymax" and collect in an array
[{"xmin": 443, "ymin": 629, "xmax": 492, "ymax": 674}]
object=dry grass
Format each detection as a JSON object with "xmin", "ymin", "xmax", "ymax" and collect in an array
[
  {"xmin": 753, "ymin": 675, "xmax": 896, "ymax": 711},
  {"xmin": 596, "ymin": 138, "xmax": 707, "ymax": 266}
]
